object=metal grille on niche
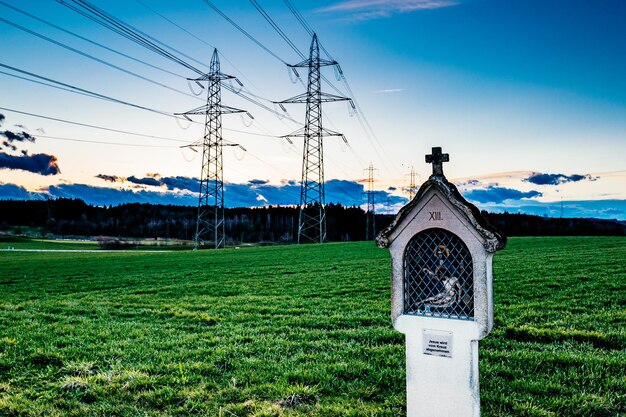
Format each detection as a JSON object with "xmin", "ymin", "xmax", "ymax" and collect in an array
[{"xmin": 403, "ymin": 228, "xmax": 474, "ymax": 320}]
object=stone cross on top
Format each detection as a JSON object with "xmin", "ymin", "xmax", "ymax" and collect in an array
[{"xmin": 425, "ymin": 146, "xmax": 449, "ymax": 177}]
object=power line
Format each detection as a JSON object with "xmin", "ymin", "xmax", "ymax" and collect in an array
[
  {"xmin": 0, "ymin": 62, "xmax": 178, "ymax": 118},
  {"xmin": 248, "ymin": 0, "xmax": 305, "ymax": 60},
  {"xmin": 0, "ymin": 106, "xmax": 185, "ymax": 141},
  {"xmin": 0, "ymin": 1, "xmax": 185, "ymax": 79},
  {"xmin": 60, "ymin": 0, "xmax": 301, "ymax": 130},
  {"xmin": 35, "ymin": 134, "xmax": 179, "ymax": 148},
  {"xmin": 57, "ymin": 0, "xmax": 206, "ymax": 75},
  {"xmin": 0, "ymin": 106, "xmax": 277, "ymax": 142},
  {"xmin": 0, "ymin": 16, "xmax": 203, "ymax": 101},
  {"xmin": 200, "ymin": 0, "xmax": 287, "ymax": 65}
]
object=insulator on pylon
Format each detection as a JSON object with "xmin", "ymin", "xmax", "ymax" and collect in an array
[
  {"xmin": 240, "ymin": 113, "xmax": 253, "ymax": 127},
  {"xmin": 334, "ymin": 65, "xmax": 342, "ymax": 81},
  {"xmin": 289, "ymin": 67, "xmax": 300, "ymax": 84},
  {"xmin": 175, "ymin": 115, "xmax": 192, "ymax": 130},
  {"xmin": 246, "ymin": 112, "xmax": 254, "ymax": 120},
  {"xmin": 347, "ymin": 101, "xmax": 356, "ymax": 117},
  {"xmin": 336, "ymin": 65, "xmax": 344, "ymax": 78},
  {"xmin": 188, "ymin": 79, "xmax": 204, "ymax": 96},
  {"xmin": 236, "ymin": 79, "xmax": 243, "ymax": 87},
  {"xmin": 227, "ymin": 79, "xmax": 243, "ymax": 94},
  {"xmin": 273, "ymin": 103, "xmax": 286, "ymax": 120}
]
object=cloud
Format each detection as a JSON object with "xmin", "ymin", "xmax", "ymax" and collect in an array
[
  {"xmin": 45, "ymin": 184, "xmax": 195, "ymax": 207},
  {"xmin": 0, "ymin": 130, "xmax": 36, "ymax": 143},
  {"xmin": 248, "ymin": 179, "xmax": 269, "ymax": 186},
  {"xmin": 388, "ymin": 186, "xmax": 397, "ymax": 191},
  {"xmin": 0, "ymin": 113, "xmax": 5, "ymax": 126},
  {"xmin": 464, "ymin": 186, "xmax": 541, "ymax": 204},
  {"xmin": 127, "ymin": 175, "xmax": 162, "ymax": 187},
  {"xmin": 374, "ymin": 88, "xmax": 405, "ymax": 93},
  {"xmin": 95, "ymin": 174, "xmax": 123, "ymax": 183},
  {"xmin": 0, "ymin": 182, "xmax": 40, "ymax": 200},
  {"xmin": 318, "ymin": 0, "xmax": 459, "ymax": 20},
  {"xmin": 524, "ymin": 172, "xmax": 597, "ymax": 186},
  {"xmin": 0, "ymin": 152, "xmax": 60, "ymax": 176},
  {"xmin": 2, "ymin": 140, "xmax": 17, "ymax": 151},
  {"xmin": 161, "ymin": 176, "xmax": 200, "ymax": 193},
  {"xmin": 456, "ymin": 178, "xmax": 482, "ymax": 187}
]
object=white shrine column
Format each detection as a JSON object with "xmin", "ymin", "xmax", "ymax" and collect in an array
[{"xmin": 395, "ymin": 316, "xmax": 480, "ymax": 417}]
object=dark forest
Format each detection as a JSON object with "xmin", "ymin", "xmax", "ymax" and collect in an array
[{"xmin": 0, "ymin": 199, "xmax": 624, "ymax": 244}]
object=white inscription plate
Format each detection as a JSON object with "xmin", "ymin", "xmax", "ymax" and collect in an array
[{"xmin": 422, "ymin": 329, "xmax": 453, "ymax": 358}]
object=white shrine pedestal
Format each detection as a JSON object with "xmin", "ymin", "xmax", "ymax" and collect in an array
[{"xmin": 395, "ymin": 314, "xmax": 481, "ymax": 417}]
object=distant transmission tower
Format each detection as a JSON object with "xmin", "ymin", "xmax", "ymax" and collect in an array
[
  {"xmin": 406, "ymin": 166, "xmax": 417, "ymax": 201},
  {"xmin": 364, "ymin": 163, "xmax": 377, "ymax": 240},
  {"xmin": 177, "ymin": 49, "xmax": 250, "ymax": 249},
  {"xmin": 277, "ymin": 34, "xmax": 351, "ymax": 244}
]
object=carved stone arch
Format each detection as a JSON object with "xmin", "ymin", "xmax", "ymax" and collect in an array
[{"xmin": 403, "ymin": 228, "xmax": 474, "ymax": 320}]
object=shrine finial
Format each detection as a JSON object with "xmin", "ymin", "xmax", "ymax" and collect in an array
[{"xmin": 425, "ymin": 147, "xmax": 449, "ymax": 177}]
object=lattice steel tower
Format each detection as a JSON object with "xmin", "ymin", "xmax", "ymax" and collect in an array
[
  {"xmin": 406, "ymin": 166, "xmax": 417, "ymax": 201},
  {"xmin": 278, "ymin": 34, "xmax": 351, "ymax": 244},
  {"xmin": 365, "ymin": 162, "xmax": 377, "ymax": 240},
  {"xmin": 178, "ymin": 49, "xmax": 248, "ymax": 249}
]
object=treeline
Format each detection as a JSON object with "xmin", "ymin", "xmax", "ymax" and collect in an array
[
  {"xmin": 0, "ymin": 198, "xmax": 392, "ymax": 243},
  {"xmin": 483, "ymin": 212, "xmax": 625, "ymax": 237},
  {"xmin": 0, "ymin": 199, "xmax": 623, "ymax": 243}
]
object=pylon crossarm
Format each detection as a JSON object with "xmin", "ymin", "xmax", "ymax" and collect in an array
[
  {"xmin": 175, "ymin": 104, "xmax": 209, "ymax": 116},
  {"xmin": 276, "ymin": 92, "xmax": 309, "ymax": 104},
  {"xmin": 287, "ymin": 58, "xmax": 338, "ymax": 68},
  {"xmin": 189, "ymin": 72, "xmax": 236, "ymax": 82},
  {"xmin": 319, "ymin": 92, "xmax": 351, "ymax": 102},
  {"xmin": 220, "ymin": 105, "xmax": 247, "ymax": 114},
  {"xmin": 281, "ymin": 127, "xmax": 345, "ymax": 139},
  {"xmin": 278, "ymin": 92, "xmax": 349, "ymax": 104}
]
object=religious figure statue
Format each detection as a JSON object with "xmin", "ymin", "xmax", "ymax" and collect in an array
[
  {"xmin": 417, "ymin": 244, "xmax": 461, "ymax": 310},
  {"xmin": 418, "ymin": 265, "xmax": 461, "ymax": 309}
]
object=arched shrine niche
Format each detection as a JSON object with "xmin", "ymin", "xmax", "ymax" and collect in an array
[{"xmin": 403, "ymin": 228, "xmax": 473, "ymax": 320}]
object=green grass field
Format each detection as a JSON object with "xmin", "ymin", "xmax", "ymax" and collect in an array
[{"xmin": 0, "ymin": 237, "xmax": 624, "ymax": 416}]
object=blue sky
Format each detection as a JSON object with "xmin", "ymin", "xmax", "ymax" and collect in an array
[{"xmin": 0, "ymin": 0, "xmax": 624, "ymax": 219}]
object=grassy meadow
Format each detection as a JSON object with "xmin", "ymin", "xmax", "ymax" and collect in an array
[{"xmin": 0, "ymin": 237, "xmax": 624, "ymax": 416}]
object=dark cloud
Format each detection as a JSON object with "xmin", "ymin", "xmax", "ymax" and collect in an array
[
  {"xmin": 2, "ymin": 141, "xmax": 17, "ymax": 151},
  {"xmin": 248, "ymin": 179, "xmax": 269, "ymax": 186},
  {"xmin": 161, "ymin": 176, "xmax": 200, "ymax": 193},
  {"xmin": 127, "ymin": 175, "xmax": 162, "ymax": 187},
  {"xmin": 46, "ymin": 184, "xmax": 195, "ymax": 207},
  {"xmin": 0, "ymin": 152, "xmax": 60, "ymax": 176},
  {"xmin": 525, "ymin": 172, "xmax": 596, "ymax": 186},
  {"xmin": 388, "ymin": 186, "xmax": 397, "ymax": 191},
  {"xmin": 0, "ymin": 182, "xmax": 39, "ymax": 200},
  {"xmin": 0, "ymin": 114, "xmax": 5, "ymax": 126},
  {"xmin": 456, "ymin": 179, "xmax": 482, "ymax": 187},
  {"xmin": 0, "ymin": 130, "xmax": 36, "ymax": 143},
  {"xmin": 464, "ymin": 186, "xmax": 541, "ymax": 204},
  {"xmin": 95, "ymin": 174, "xmax": 124, "ymax": 183}
]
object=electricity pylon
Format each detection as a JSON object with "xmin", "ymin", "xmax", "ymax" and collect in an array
[
  {"xmin": 277, "ymin": 33, "xmax": 351, "ymax": 244},
  {"xmin": 177, "ymin": 49, "xmax": 250, "ymax": 249},
  {"xmin": 364, "ymin": 163, "xmax": 377, "ymax": 240},
  {"xmin": 405, "ymin": 166, "xmax": 417, "ymax": 201}
]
